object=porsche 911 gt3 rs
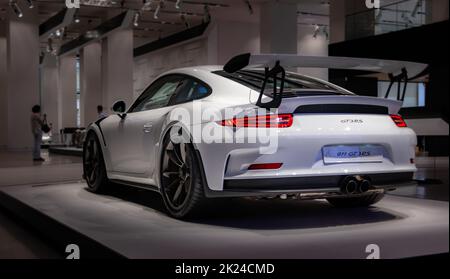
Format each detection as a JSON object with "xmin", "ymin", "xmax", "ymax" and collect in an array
[{"xmin": 83, "ymin": 54, "xmax": 425, "ymax": 218}]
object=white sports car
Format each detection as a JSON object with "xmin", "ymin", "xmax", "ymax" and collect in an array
[{"xmin": 83, "ymin": 54, "xmax": 425, "ymax": 218}]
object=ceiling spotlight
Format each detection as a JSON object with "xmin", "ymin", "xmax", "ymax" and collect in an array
[
  {"xmin": 142, "ymin": 0, "xmax": 152, "ymax": 11},
  {"xmin": 175, "ymin": 0, "xmax": 182, "ymax": 9},
  {"xmin": 46, "ymin": 38, "xmax": 53, "ymax": 53},
  {"xmin": 154, "ymin": 1, "xmax": 164, "ymax": 19},
  {"xmin": 243, "ymin": 0, "xmax": 253, "ymax": 15},
  {"xmin": 133, "ymin": 11, "xmax": 140, "ymax": 27},
  {"xmin": 55, "ymin": 29, "xmax": 61, "ymax": 37},
  {"xmin": 85, "ymin": 30, "xmax": 100, "ymax": 39},
  {"xmin": 25, "ymin": 0, "xmax": 34, "ymax": 8},
  {"xmin": 313, "ymin": 24, "xmax": 320, "ymax": 38},
  {"xmin": 411, "ymin": 0, "xmax": 422, "ymax": 17},
  {"xmin": 322, "ymin": 26, "xmax": 329, "ymax": 40},
  {"xmin": 203, "ymin": 5, "xmax": 211, "ymax": 23},
  {"xmin": 9, "ymin": 0, "xmax": 23, "ymax": 18},
  {"xmin": 74, "ymin": 10, "xmax": 80, "ymax": 23}
]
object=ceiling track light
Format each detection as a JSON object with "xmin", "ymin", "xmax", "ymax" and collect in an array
[
  {"xmin": 322, "ymin": 26, "xmax": 329, "ymax": 40},
  {"xmin": 9, "ymin": 0, "xmax": 23, "ymax": 18},
  {"xmin": 47, "ymin": 38, "xmax": 53, "ymax": 53},
  {"xmin": 25, "ymin": 0, "xmax": 34, "ymax": 9},
  {"xmin": 313, "ymin": 24, "xmax": 320, "ymax": 38},
  {"xmin": 175, "ymin": 0, "xmax": 182, "ymax": 9},
  {"xmin": 133, "ymin": 11, "xmax": 140, "ymax": 27},
  {"xmin": 312, "ymin": 25, "xmax": 329, "ymax": 40},
  {"xmin": 154, "ymin": 1, "xmax": 165, "ymax": 19},
  {"xmin": 243, "ymin": 0, "xmax": 253, "ymax": 15},
  {"xmin": 411, "ymin": 0, "xmax": 422, "ymax": 17},
  {"xmin": 142, "ymin": 0, "xmax": 152, "ymax": 11}
]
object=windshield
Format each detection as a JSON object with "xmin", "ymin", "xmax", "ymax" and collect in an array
[{"xmin": 213, "ymin": 70, "xmax": 353, "ymax": 96}]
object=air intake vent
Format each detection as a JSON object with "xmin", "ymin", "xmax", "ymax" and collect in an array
[{"xmin": 294, "ymin": 104, "xmax": 388, "ymax": 114}]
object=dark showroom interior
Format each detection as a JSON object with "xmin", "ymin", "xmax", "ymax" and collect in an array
[{"xmin": 0, "ymin": 0, "xmax": 448, "ymax": 263}]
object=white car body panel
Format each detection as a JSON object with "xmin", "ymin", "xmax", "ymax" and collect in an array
[{"xmin": 86, "ymin": 65, "xmax": 417, "ymax": 196}]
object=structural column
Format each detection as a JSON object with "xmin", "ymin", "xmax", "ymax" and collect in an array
[
  {"xmin": 80, "ymin": 42, "xmax": 102, "ymax": 127},
  {"xmin": 5, "ymin": 6, "xmax": 40, "ymax": 150},
  {"xmin": 260, "ymin": 1, "xmax": 298, "ymax": 54},
  {"xmin": 58, "ymin": 54, "xmax": 78, "ymax": 129},
  {"xmin": 102, "ymin": 28, "xmax": 134, "ymax": 111},
  {"xmin": 41, "ymin": 55, "xmax": 59, "ymax": 134},
  {"xmin": 0, "ymin": 20, "xmax": 7, "ymax": 149}
]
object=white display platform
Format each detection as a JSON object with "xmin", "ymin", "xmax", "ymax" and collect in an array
[{"xmin": 0, "ymin": 183, "xmax": 448, "ymax": 259}]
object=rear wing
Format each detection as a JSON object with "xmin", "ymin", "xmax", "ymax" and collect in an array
[{"xmin": 224, "ymin": 53, "xmax": 428, "ymax": 109}]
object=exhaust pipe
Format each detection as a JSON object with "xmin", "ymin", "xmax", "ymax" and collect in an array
[
  {"xmin": 358, "ymin": 179, "xmax": 371, "ymax": 193},
  {"xmin": 340, "ymin": 176, "xmax": 372, "ymax": 195},
  {"xmin": 340, "ymin": 177, "xmax": 358, "ymax": 195}
]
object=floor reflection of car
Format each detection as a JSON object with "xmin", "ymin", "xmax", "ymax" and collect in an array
[{"xmin": 83, "ymin": 54, "xmax": 424, "ymax": 219}]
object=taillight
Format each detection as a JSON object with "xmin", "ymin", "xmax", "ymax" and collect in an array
[
  {"xmin": 390, "ymin": 114, "xmax": 407, "ymax": 127},
  {"xmin": 248, "ymin": 163, "xmax": 283, "ymax": 170},
  {"xmin": 218, "ymin": 114, "xmax": 293, "ymax": 128}
]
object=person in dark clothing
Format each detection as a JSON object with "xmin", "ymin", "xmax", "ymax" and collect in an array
[
  {"xmin": 31, "ymin": 105, "xmax": 44, "ymax": 162},
  {"xmin": 97, "ymin": 105, "xmax": 108, "ymax": 119}
]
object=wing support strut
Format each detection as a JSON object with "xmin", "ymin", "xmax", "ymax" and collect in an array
[
  {"xmin": 256, "ymin": 61, "xmax": 286, "ymax": 109},
  {"xmin": 384, "ymin": 68, "xmax": 409, "ymax": 101}
]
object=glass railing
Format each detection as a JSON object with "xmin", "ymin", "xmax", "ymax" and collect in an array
[{"xmin": 346, "ymin": 0, "xmax": 429, "ymax": 40}]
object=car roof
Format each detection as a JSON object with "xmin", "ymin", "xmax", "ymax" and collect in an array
[{"xmin": 158, "ymin": 66, "xmax": 354, "ymax": 96}]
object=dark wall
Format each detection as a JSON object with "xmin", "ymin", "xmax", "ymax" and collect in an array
[
  {"xmin": 329, "ymin": 20, "xmax": 449, "ymax": 120},
  {"xmin": 329, "ymin": 70, "xmax": 378, "ymax": 97}
]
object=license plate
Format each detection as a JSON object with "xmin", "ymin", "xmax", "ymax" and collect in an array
[{"xmin": 322, "ymin": 145, "xmax": 383, "ymax": 164}]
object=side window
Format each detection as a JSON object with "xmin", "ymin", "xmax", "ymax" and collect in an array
[
  {"xmin": 129, "ymin": 75, "xmax": 183, "ymax": 113},
  {"xmin": 172, "ymin": 78, "xmax": 211, "ymax": 105}
]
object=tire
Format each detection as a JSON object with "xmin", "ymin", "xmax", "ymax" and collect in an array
[
  {"xmin": 159, "ymin": 127, "xmax": 206, "ymax": 219},
  {"xmin": 326, "ymin": 192, "xmax": 385, "ymax": 208},
  {"xmin": 83, "ymin": 132, "xmax": 109, "ymax": 193}
]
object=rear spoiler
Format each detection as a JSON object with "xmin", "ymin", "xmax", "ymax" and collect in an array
[{"xmin": 224, "ymin": 53, "xmax": 428, "ymax": 109}]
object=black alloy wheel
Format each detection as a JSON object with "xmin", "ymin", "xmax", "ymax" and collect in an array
[
  {"xmin": 160, "ymin": 126, "xmax": 205, "ymax": 218},
  {"xmin": 83, "ymin": 133, "xmax": 108, "ymax": 193}
]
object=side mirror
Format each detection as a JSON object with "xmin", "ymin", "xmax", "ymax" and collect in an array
[{"xmin": 112, "ymin": 100, "xmax": 126, "ymax": 114}]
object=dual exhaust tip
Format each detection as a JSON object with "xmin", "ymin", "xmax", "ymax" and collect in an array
[{"xmin": 340, "ymin": 176, "xmax": 372, "ymax": 195}]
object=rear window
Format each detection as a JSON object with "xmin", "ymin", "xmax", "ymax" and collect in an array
[{"xmin": 213, "ymin": 70, "xmax": 352, "ymax": 96}]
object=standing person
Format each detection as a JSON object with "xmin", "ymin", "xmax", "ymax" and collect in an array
[
  {"xmin": 31, "ymin": 105, "xmax": 45, "ymax": 162},
  {"xmin": 97, "ymin": 105, "xmax": 108, "ymax": 119}
]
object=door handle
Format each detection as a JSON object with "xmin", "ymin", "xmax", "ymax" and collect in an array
[{"xmin": 143, "ymin": 123, "xmax": 153, "ymax": 133}]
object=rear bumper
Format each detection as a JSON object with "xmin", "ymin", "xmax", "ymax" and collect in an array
[{"xmin": 204, "ymin": 172, "xmax": 415, "ymax": 198}]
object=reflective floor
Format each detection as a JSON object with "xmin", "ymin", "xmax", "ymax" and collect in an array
[
  {"xmin": 0, "ymin": 150, "xmax": 448, "ymax": 258},
  {"xmin": 393, "ymin": 157, "xmax": 449, "ymax": 202},
  {"xmin": 0, "ymin": 149, "xmax": 82, "ymax": 168}
]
